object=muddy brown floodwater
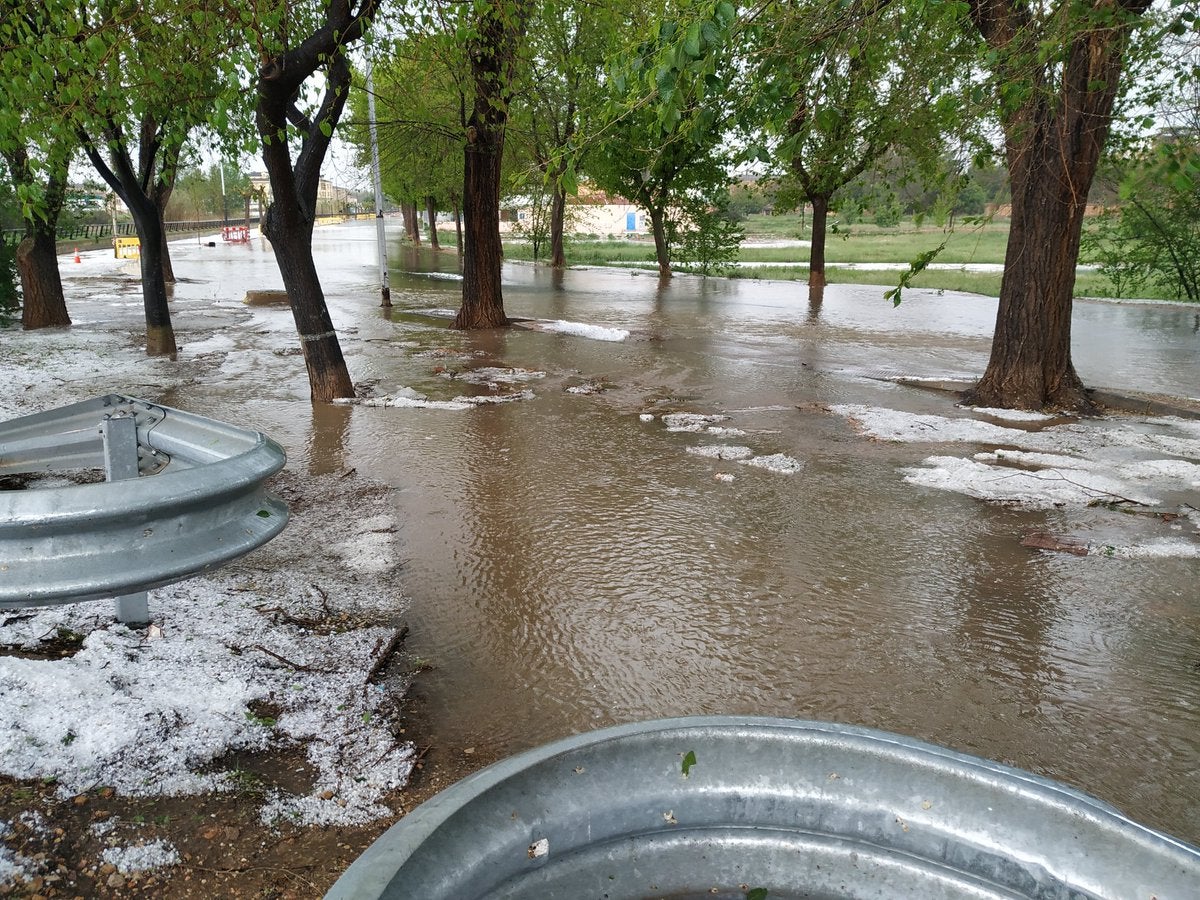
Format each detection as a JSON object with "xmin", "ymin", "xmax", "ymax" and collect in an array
[{"xmin": 141, "ymin": 223, "xmax": 1200, "ymax": 849}]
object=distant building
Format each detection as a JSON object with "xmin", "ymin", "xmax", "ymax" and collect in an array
[
  {"xmin": 247, "ymin": 172, "xmax": 356, "ymax": 216},
  {"xmin": 66, "ymin": 184, "xmax": 114, "ymax": 211},
  {"xmin": 248, "ymin": 171, "xmax": 271, "ymax": 201},
  {"xmin": 509, "ymin": 184, "xmax": 649, "ymax": 236}
]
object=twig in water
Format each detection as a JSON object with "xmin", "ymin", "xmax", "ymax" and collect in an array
[{"xmin": 985, "ymin": 467, "xmax": 1149, "ymax": 506}]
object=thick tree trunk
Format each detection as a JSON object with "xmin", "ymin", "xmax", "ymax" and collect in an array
[
  {"xmin": 404, "ymin": 202, "xmax": 422, "ymax": 244},
  {"xmin": 400, "ymin": 204, "xmax": 414, "ymax": 242},
  {"xmin": 808, "ymin": 195, "xmax": 829, "ymax": 290},
  {"xmin": 549, "ymin": 183, "xmax": 567, "ymax": 268},
  {"xmin": 966, "ymin": 0, "xmax": 1146, "ymax": 410},
  {"xmin": 966, "ymin": 152, "xmax": 1090, "ymax": 410},
  {"xmin": 454, "ymin": 1, "xmax": 528, "ymax": 328},
  {"xmin": 16, "ymin": 228, "xmax": 70, "ymax": 329},
  {"xmin": 456, "ymin": 124, "xmax": 509, "ymax": 328},
  {"xmin": 79, "ymin": 123, "xmax": 180, "ymax": 356},
  {"xmin": 266, "ymin": 206, "xmax": 355, "ymax": 402},
  {"xmin": 127, "ymin": 198, "xmax": 177, "ymax": 356},
  {"xmin": 4, "ymin": 145, "xmax": 70, "ymax": 329},
  {"xmin": 255, "ymin": 0, "xmax": 374, "ymax": 403},
  {"xmin": 426, "ymin": 196, "xmax": 440, "ymax": 251},
  {"xmin": 648, "ymin": 205, "xmax": 671, "ymax": 278}
]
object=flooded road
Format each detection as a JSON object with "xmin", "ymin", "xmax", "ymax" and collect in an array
[{"xmin": 72, "ymin": 222, "xmax": 1200, "ymax": 845}]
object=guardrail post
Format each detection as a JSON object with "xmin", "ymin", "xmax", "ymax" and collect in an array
[{"xmin": 101, "ymin": 414, "xmax": 150, "ymax": 626}]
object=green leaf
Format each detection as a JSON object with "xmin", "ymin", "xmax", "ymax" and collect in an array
[
  {"xmin": 814, "ymin": 108, "xmax": 842, "ymax": 133},
  {"xmin": 681, "ymin": 750, "xmax": 697, "ymax": 777},
  {"xmin": 655, "ymin": 66, "xmax": 677, "ymax": 99},
  {"xmin": 747, "ymin": 889, "xmax": 769, "ymax": 900}
]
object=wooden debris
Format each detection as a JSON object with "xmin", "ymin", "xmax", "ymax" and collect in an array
[{"xmin": 1020, "ymin": 532, "xmax": 1089, "ymax": 556}]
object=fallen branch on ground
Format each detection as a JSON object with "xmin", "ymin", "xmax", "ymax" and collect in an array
[{"xmin": 365, "ymin": 626, "xmax": 409, "ymax": 687}]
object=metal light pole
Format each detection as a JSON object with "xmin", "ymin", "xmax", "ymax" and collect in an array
[
  {"xmin": 219, "ymin": 163, "xmax": 228, "ymax": 228},
  {"xmin": 366, "ymin": 59, "xmax": 391, "ymax": 307}
]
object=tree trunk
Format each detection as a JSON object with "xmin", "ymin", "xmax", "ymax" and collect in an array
[
  {"xmin": 253, "ymin": 0, "xmax": 378, "ymax": 404},
  {"xmin": 808, "ymin": 195, "xmax": 829, "ymax": 290},
  {"xmin": 454, "ymin": 1, "xmax": 528, "ymax": 328},
  {"xmin": 152, "ymin": 175, "xmax": 176, "ymax": 284},
  {"xmin": 426, "ymin": 196, "xmax": 440, "ymax": 251},
  {"xmin": 16, "ymin": 228, "xmax": 70, "ymax": 329},
  {"xmin": 400, "ymin": 204, "xmax": 413, "ymax": 242},
  {"xmin": 966, "ymin": 0, "xmax": 1146, "ymax": 410},
  {"xmin": 157, "ymin": 208, "xmax": 175, "ymax": 285},
  {"xmin": 404, "ymin": 202, "xmax": 421, "ymax": 244},
  {"xmin": 78, "ymin": 122, "xmax": 180, "ymax": 356},
  {"xmin": 4, "ymin": 145, "xmax": 70, "ymax": 329},
  {"xmin": 127, "ymin": 197, "xmax": 177, "ymax": 356},
  {"xmin": 456, "ymin": 123, "xmax": 509, "ymax": 328},
  {"xmin": 967, "ymin": 146, "xmax": 1091, "ymax": 410},
  {"xmin": 549, "ymin": 183, "xmax": 567, "ymax": 268},
  {"xmin": 255, "ymin": 141, "xmax": 356, "ymax": 400},
  {"xmin": 648, "ymin": 205, "xmax": 671, "ymax": 278},
  {"xmin": 453, "ymin": 195, "xmax": 463, "ymax": 257},
  {"xmin": 265, "ymin": 204, "xmax": 355, "ymax": 401},
  {"xmin": 256, "ymin": 46, "xmax": 359, "ymax": 402}
]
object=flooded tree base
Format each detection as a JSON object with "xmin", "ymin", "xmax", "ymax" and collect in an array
[{"xmin": 144, "ymin": 326, "xmax": 177, "ymax": 358}]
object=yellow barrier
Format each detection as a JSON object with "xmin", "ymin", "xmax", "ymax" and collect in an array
[{"xmin": 114, "ymin": 237, "xmax": 140, "ymax": 259}]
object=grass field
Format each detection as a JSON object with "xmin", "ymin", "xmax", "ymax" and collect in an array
[
  {"xmin": 501, "ymin": 213, "xmax": 1194, "ymax": 303},
  {"xmin": 739, "ymin": 213, "xmax": 1013, "ymax": 265}
]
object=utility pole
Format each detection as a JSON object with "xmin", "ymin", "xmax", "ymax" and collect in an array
[
  {"xmin": 367, "ymin": 58, "xmax": 391, "ymax": 307},
  {"xmin": 219, "ymin": 162, "xmax": 229, "ymax": 228}
]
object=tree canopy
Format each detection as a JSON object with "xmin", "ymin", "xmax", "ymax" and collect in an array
[{"xmin": 742, "ymin": 0, "xmax": 979, "ymax": 287}]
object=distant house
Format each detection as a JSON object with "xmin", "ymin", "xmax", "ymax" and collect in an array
[
  {"xmin": 509, "ymin": 184, "xmax": 649, "ymax": 237},
  {"xmin": 248, "ymin": 172, "xmax": 356, "ymax": 216}
]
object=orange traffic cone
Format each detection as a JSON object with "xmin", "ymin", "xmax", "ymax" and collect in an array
[{"xmin": 73, "ymin": 248, "xmax": 81, "ymax": 263}]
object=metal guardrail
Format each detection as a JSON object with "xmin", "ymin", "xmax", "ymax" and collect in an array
[
  {"xmin": 328, "ymin": 716, "xmax": 1200, "ymax": 899},
  {"xmin": 0, "ymin": 395, "xmax": 287, "ymax": 619},
  {"xmin": 1, "ymin": 218, "xmax": 267, "ymax": 248},
  {"xmin": 2, "ymin": 213, "xmax": 379, "ymax": 247}
]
